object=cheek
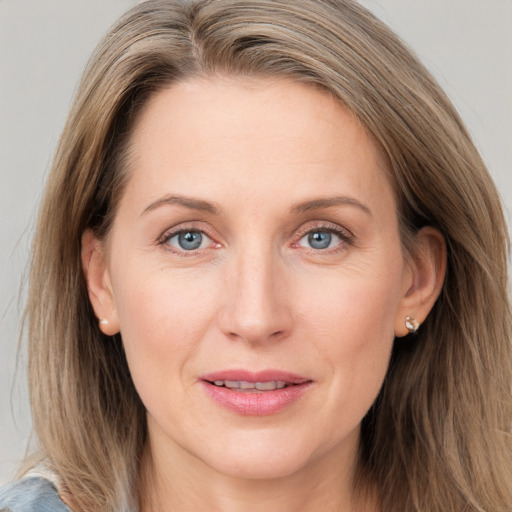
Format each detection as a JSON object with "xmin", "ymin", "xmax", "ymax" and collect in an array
[
  {"xmin": 310, "ymin": 285, "xmax": 397, "ymax": 390},
  {"xmin": 297, "ymin": 260, "xmax": 403, "ymax": 424},
  {"xmin": 302, "ymin": 259, "xmax": 403, "ymax": 350},
  {"xmin": 110, "ymin": 267, "xmax": 220, "ymax": 392}
]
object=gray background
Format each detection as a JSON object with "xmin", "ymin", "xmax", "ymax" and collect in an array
[{"xmin": 1, "ymin": 0, "xmax": 511, "ymax": 485}]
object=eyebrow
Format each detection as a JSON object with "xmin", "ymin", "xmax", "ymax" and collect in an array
[
  {"xmin": 291, "ymin": 196, "xmax": 372, "ymax": 216},
  {"xmin": 141, "ymin": 194, "xmax": 371, "ymax": 217},
  {"xmin": 141, "ymin": 194, "xmax": 221, "ymax": 216}
]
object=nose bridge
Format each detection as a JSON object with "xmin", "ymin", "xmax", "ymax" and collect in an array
[{"xmin": 219, "ymin": 242, "xmax": 291, "ymax": 344}]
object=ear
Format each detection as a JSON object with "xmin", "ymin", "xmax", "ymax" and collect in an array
[
  {"xmin": 81, "ymin": 229, "xmax": 120, "ymax": 336},
  {"xmin": 394, "ymin": 227, "xmax": 446, "ymax": 337}
]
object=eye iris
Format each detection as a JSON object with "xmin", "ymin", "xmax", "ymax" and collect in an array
[
  {"xmin": 178, "ymin": 231, "xmax": 202, "ymax": 250},
  {"xmin": 308, "ymin": 231, "xmax": 332, "ymax": 249}
]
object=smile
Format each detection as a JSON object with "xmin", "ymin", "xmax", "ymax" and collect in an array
[
  {"xmin": 210, "ymin": 380, "xmax": 289, "ymax": 391},
  {"xmin": 200, "ymin": 370, "xmax": 313, "ymax": 415}
]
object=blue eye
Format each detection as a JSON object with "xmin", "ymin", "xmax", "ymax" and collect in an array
[
  {"xmin": 299, "ymin": 230, "xmax": 343, "ymax": 250},
  {"xmin": 308, "ymin": 231, "xmax": 332, "ymax": 249},
  {"xmin": 167, "ymin": 230, "xmax": 209, "ymax": 251}
]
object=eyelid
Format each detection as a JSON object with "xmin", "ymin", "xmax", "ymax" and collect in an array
[
  {"xmin": 293, "ymin": 221, "xmax": 354, "ymax": 241},
  {"xmin": 292, "ymin": 221, "xmax": 356, "ymax": 251},
  {"xmin": 157, "ymin": 223, "xmax": 221, "ymax": 253}
]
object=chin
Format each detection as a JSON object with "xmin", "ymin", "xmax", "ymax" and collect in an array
[
  {"xmin": 197, "ymin": 432, "xmax": 321, "ymax": 481},
  {"xmin": 210, "ymin": 455, "xmax": 309, "ymax": 481}
]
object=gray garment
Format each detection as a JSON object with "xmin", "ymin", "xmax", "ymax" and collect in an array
[{"xmin": 0, "ymin": 477, "xmax": 71, "ymax": 512}]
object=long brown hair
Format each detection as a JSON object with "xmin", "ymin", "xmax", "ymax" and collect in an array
[{"xmin": 26, "ymin": 1, "xmax": 512, "ymax": 510}]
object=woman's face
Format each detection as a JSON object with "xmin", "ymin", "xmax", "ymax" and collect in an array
[{"xmin": 88, "ymin": 78, "xmax": 416, "ymax": 481}]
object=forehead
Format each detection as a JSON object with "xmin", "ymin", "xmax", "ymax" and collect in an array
[{"xmin": 123, "ymin": 77, "xmax": 393, "ymax": 216}]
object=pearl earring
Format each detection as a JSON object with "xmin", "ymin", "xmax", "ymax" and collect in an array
[
  {"xmin": 100, "ymin": 318, "xmax": 109, "ymax": 326},
  {"xmin": 405, "ymin": 316, "xmax": 419, "ymax": 333}
]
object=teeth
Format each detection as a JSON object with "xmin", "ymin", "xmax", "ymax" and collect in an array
[
  {"xmin": 211, "ymin": 380, "xmax": 289, "ymax": 390},
  {"xmin": 255, "ymin": 381, "xmax": 276, "ymax": 391}
]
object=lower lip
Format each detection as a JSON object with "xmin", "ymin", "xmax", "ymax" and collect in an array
[{"xmin": 201, "ymin": 381, "xmax": 312, "ymax": 416}]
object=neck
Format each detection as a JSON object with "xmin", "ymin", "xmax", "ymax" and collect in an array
[{"xmin": 138, "ymin": 433, "xmax": 377, "ymax": 512}]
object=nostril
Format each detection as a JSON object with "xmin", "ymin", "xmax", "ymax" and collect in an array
[
  {"xmin": 225, "ymin": 328, "xmax": 287, "ymax": 344},
  {"xmin": 216, "ymin": 278, "xmax": 293, "ymax": 344}
]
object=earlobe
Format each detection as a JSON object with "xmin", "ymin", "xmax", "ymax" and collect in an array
[
  {"xmin": 395, "ymin": 227, "xmax": 446, "ymax": 337},
  {"xmin": 81, "ymin": 229, "xmax": 120, "ymax": 336}
]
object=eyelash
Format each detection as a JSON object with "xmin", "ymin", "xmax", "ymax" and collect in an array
[
  {"xmin": 157, "ymin": 222, "xmax": 355, "ymax": 256},
  {"xmin": 292, "ymin": 222, "xmax": 355, "ymax": 253},
  {"xmin": 157, "ymin": 224, "xmax": 219, "ymax": 257}
]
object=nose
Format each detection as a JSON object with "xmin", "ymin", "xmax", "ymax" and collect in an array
[{"xmin": 217, "ymin": 248, "xmax": 293, "ymax": 345}]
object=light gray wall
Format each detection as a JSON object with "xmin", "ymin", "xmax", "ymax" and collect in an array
[{"xmin": 1, "ymin": 0, "xmax": 511, "ymax": 485}]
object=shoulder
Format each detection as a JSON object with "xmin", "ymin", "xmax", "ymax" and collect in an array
[{"xmin": 0, "ymin": 477, "xmax": 71, "ymax": 512}]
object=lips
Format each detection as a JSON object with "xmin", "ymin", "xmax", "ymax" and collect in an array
[{"xmin": 200, "ymin": 370, "xmax": 312, "ymax": 416}]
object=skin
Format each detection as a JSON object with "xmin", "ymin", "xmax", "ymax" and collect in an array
[{"xmin": 82, "ymin": 77, "xmax": 446, "ymax": 512}]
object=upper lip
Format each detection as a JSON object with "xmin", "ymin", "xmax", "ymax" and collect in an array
[{"xmin": 200, "ymin": 369, "xmax": 311, "ymax": 385}]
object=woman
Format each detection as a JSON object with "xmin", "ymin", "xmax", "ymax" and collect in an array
[{"xmin": 1, "ymin": 0, "xmax": 510, "ymax": 510}]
